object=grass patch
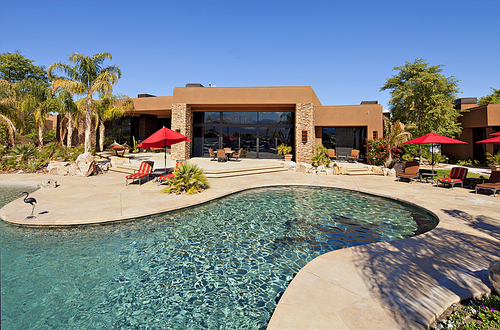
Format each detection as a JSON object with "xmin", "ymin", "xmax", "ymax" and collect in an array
[
  {"xmin": 433, "ymin": 292, "xmax": 500, "ymax": 329},
  {"xmin": 420, "ymin": 169, "xmax": 489, "ymax": 180}
]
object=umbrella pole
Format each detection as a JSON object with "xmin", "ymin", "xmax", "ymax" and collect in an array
[
  {"xmin": 164, "ymin": 140, "xmax": 167, "ymax": 173},
  {"xmin": 431, "ymin": 144, "xmax": 435, "ymax": 180}
]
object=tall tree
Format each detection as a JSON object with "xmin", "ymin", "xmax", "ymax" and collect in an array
[
  {"xmin": 94, "ymin": 94, "xmax": 132, "ymax": 152},
  {"xmin": 0, "ymin": 80, "xmax": 23, "ymax": 146},
  {"xmin": 381, "ymin": 59, "xmax": 462, "ymax": 138},
  {"xmin": 57, "ymin": 90, "xmax": 80, "ymax": 148},
  {"xmin": 48, "ymin": 53, "xmax": 121, "ymax": 153},
  {"xmin": 0, "ymin": 50, "xmax": 48, "ymax": 83},
  {"xmin": 383, "ymin": 118, "xmax": 411, "ymax": 167},
  {"xmin": 18, "ymin": 79, "xmax": 59, "ymax": 150},
  {"xmin": 478, "ymin": 88, "xmax": 500, "ymax": 106}
]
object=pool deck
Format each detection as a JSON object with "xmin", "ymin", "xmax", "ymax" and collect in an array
[{"xmin": 1, "ymin": 158, "xmax": 499, "ymax": 329}]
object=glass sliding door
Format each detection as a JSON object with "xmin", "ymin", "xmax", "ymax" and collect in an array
[
  {"xmin": 192, "ymin": 127, "xmax": 204, "ymax": 157},
  {"xmin": 223, "ymin": 127, "xmax": 240, "ymax": 150},
  {"xmin": 259, "ymin": 127, "xmax": 278, "ymax": 158},
  {"xmin": 240, "ymin": 127, "xmax": 257, "ymax": 158},
  {"xmin": 192, "ymin": 110, "xmax": 294, "ymax": 159},
  {"xmin": 203, "ymin": 126, "xmax": 219, "ymax": 157}
]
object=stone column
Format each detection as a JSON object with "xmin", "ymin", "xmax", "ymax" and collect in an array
[
  {"xmin": 171, "ymin": 103, "xmax": 192, "ymax": 160},
  {"xmin": 295, "ymin": 103, "xmax": 315, "ymax": 163}
]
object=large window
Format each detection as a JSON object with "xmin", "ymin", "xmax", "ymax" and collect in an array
[
  {"xmin": 322, "ymin": 127, "xmax": 367, "ymax": 158},
  {"xmin": 193, "ymin": 111, "xmax": 294, "ymax": 158}
]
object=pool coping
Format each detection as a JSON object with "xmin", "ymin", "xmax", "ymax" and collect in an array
[{"xmin": 1, "ymin": 171, "xmax": 499, "ymax": 329}]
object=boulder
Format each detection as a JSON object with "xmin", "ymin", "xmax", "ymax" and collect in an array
[
  {"xmin": 372, "ymin": 166, "xmax": 384, "ymax": 175},
  {"xmin": 489, "ymin": 259, "xmax": 500, "ymax": 295},
  {"xmin": 295, "ymin": 162, "xmax": 306, "ymax": 173},
  {"xmin": 326, "ymin": 168, "xmax": 334, "ymax": 175},
  {"xmin": 304, "ymin": 164, "xmax": 315, "ymax": 174},
  {"xmin": 74, "ymin": 152, "xmax": 97, "ymax": 177},
  {"xmin": 283, "ymin": 161, "xmax": 296, "ymax": 169},
  {"xmin": 39, "ymin": 179, "xmax": 58, "ymax": 188},
  {"xmin": 47, "ymin": 161, "xmax": 70, "ymax": 176},
  {"xmin": 387, "ymin": 168, "xmax": 397, "ymax": 177},
  {"xmin": 317, "ymin": 165, "xmax": 326, "ymax": 172},
  {"xmin": 333, "ymin": 163, "xmax": 347, "ymax": 175}
]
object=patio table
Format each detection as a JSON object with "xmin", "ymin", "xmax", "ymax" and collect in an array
[
  {"xmin": 420, "ymin": 172, "xmax": 437, "ymax": 184},
  {"xmin": 465, "ymin": 177, "xmax": 487, "ymax": 189}
]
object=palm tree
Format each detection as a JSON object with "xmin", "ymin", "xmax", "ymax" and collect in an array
[
  {"xmin": 0, "ymin": 79, "xmax": 23, "ymax": 146},
  {"xmin": 94, "ymin": 94, "xmax": 132, "ymax": 151},
  {"xmin": 383, "ymin": 118, "xmax": 411, "ymax": 167},
  {"xmin": 56, "ymin": 90, "xmax": 80, "ymax": 148},
  {"xmin": 18, "ymin": 79, "xmax": 59, "ymax": 150},
  {"xmin": 48, "ymin": 53, "xmax": 121, "ymax": 153}
]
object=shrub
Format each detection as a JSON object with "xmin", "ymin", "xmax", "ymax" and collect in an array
[
  {"xmin": 310, "ymin": 144, "xmax": 330, "ymax": 167},
  {"xmin": 366, "ymin": 138, "xmax": 404, "ymax": 166},
  {"xmin": 162, "ymin": 163, "xmax": 210, "ymax": 195}
]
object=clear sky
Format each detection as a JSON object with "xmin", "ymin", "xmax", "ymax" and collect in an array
[{"xmin": 1, "ymin": 0, "xmax": 499, "ymax": 109}]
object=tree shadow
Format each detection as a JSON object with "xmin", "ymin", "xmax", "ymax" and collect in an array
[{"xmin": 351, "ymin": 210, "xmax": 500, "ymax": 328}]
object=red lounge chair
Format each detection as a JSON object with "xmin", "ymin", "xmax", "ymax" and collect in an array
[
  {"xmin": 476, "ymin": 170, "xmax": 500, "ymax": 197},
  {"xmin": 437, "ymin": 167, "xmax": 468, "ymax": 189},
  {"xmin": 158, "ymin": 161, "xmax": 186, "ymax": 185},
  {"xmin": 125, "ymin": 161, "xmax": 154, "ymax": 186}
]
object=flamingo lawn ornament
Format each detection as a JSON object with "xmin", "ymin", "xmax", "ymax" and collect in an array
[{"xmin": 22, "ymin": 192, "xmax": 37, "ymax": 219}]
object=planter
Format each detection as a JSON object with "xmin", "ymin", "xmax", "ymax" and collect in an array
[
  {"xmin": 489, "ymin": 164, "xmax": 500, "ymax": 171},
  {"xmin": 284, "ymin": 154, "xmax": 293, "ymax": 162}
]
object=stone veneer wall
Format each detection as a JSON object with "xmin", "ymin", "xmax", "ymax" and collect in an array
[
  {"xmin": 171, "ymin": 103, "xmax": 192, "ymax": 160},
  {"xmin": 295, "ymin": 103, "xmax": 315, "ymax": 163}
]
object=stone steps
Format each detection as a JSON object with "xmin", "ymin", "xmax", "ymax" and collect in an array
[
  {"xmin": 346, "ymin": 168, "xmax": 379, "ymax": 176},
  {"xmin": 203, "ymin": 165, "xmax": 288, "ymax": 178},
  {"xmin": 108, "ymin": 165, "xmax": 136, "ymax": 175}
]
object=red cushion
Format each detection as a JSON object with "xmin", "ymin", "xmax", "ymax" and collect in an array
[
  {"xmin": 126, "ymin": 173, "xmax": 148, "ymax": 179},
  {"xmin": 438, "ymin": 178, "xmax": 462, "ymax": 183},
  {"xmin": 159, "ymin": 174, "xmax": 175, "ymax": 180},
  {"xmin": 449, "ymin": 167, "xmax": 467, "ymax": 180}
]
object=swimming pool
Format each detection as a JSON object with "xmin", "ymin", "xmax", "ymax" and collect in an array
[{"xmin": 0, "ymin": 185, "xmax": 437, "ymax": 329}]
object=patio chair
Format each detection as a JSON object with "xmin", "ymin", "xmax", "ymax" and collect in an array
[
  {"xmin": 327, "ymin": 149, "xmax": 336, "ymax": 160},
  {"xmin": 397, "ymin": 161, "xmax": 420, "ymax": 183},
  {"xmin": 125, "ymin": 161, "xmax": 154, "ymax": 186},
  {"xmin": 209, "ymin": 148, "xmax": 217, "ymax": 161},
  {"xmin": 157, "ymin": 160, "xmax": 186, "ymax": 185},
  {"xmin": 437, "ymin": 167, "xmax": 468, "ymax": 189},
  {"xmin": 346, "ymin": 149, "xmax": 359, "ymax": 162},
  {"xmin": 476, "ymin": 170, "xmax": 500, "ymax": 197},
  {"xmin": 217, "ymin": 149, "xmax": 227, "ymax": 162},
  {"xmin": 231, "ymin": 149, "xmax": 243, "ymax": 161}
]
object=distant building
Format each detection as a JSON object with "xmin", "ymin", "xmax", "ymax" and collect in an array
[{"xmin": 442, "ymin": 98, "xmax": 500, "ymax": 163}]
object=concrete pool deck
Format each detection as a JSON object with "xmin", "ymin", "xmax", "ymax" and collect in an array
[{"xmin": 1, "ymin": 160, "xmax": 499, "ymax": 329}]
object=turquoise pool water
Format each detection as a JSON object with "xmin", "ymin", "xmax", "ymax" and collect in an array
[{"xmin": 1, "ymin": 185, "xmax": 437, "ymax": 329}]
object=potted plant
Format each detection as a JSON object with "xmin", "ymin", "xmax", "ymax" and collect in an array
[
  {"xmin": 277, "ymin": 143, "xmax": 293, "ymax": 161},
  {"xmin": 486, "ymin": 152, "xmax": 500, "ymax": 171}
]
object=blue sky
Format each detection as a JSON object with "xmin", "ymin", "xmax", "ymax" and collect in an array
[{"xmin": 1, "ymin": 0, "xmax": 499, "ymax": 108}]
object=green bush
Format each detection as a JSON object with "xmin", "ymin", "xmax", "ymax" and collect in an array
[
  {"xmin": 310, "ymin": 144, "xmax": 330, "ymax": 167},
  {"xmin": 162, "ymin": 163, "xmax": 210, "ymax": 195},
  {"xmin": 456, "ymin": 159, "xmax": 482, "ymax": 167}
]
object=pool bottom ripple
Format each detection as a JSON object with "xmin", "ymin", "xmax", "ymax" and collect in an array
[{"xmin": 0, "ymin": 186, "xmax": 437, "ymax": 329}]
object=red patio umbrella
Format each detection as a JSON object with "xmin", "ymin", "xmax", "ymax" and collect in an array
[
  {"xmin": 489, "ymin": 132, "xmax": 500, "ymax": 136},
  {"xmin": 137, "ymin": 127, "xmax": 191, "ymax": 171},
  {"xmin": 404, "ymin": 132, "xmax": 467, "ymax": 176},
  {"xmin": 476, "ymin": 136, "xmax": 500, "ymax": 144}
]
